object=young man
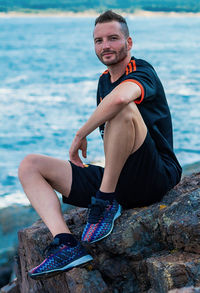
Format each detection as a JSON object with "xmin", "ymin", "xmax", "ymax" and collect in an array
[{"xmin": 18, "ymin": 10, "xmax": 182, "ymax": 279}]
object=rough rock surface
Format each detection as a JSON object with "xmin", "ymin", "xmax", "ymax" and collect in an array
[
  {"xmin": 169, "ymin": 287, "xmax": 200, "ymax": 293},
  {"xmin": 16, "ymin": 172, "xmax": 200, "ymax": 293}
]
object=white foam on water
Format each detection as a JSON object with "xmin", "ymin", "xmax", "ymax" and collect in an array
[
  {"xmin": 66, "ymin": 80, "xmax": 97, "ymax": 105},
  {"xmin": 0, "ymin": 192, "xmax": 30, "ymax": 209},
  {"xmin": 176, "ymin": 87, "xmax": 196, "ymax": 96},
  {"xmin": 0, "ymin": 190, "xmax": 64, "ymax": 209},
  {"xmin": 0, "ymin": 88, "xmax": 12, "ymax": 94},
  {"xmin": 0, "ymin": 79, "xmax": 98, "ymax": 106},
  {"xmin": 5, "ymin": 75, "xmax": 28, "ymax": 84},
  {"xmin": 24, "ymin": 95, "xmax": 67, "ymax": 103}
]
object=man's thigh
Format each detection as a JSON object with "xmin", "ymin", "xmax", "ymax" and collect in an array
[{"xmin": 24, "ymin": 154, "xmax": 73, "ymax": 197}]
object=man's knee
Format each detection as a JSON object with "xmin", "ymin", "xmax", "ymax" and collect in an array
[
  {"xmin": 105, "ymin": 102, "xmax": 147, "ymax": 152},
  {"xmin": 18, "ymin": 154, "xmax": 40, "ymax": 182},
  {"xmin": 109, "ymin": 102, "xmax": 140, "ymax": 125}
]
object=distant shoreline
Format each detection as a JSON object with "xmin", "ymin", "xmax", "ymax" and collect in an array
[{"xmin": 0, "ymin": 10, "xmax": 200, "ymax": 18}]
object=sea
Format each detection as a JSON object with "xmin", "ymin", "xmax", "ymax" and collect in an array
[{"xmin": 0, "ymin": 14, "xmax": 200, "ymax": 267}]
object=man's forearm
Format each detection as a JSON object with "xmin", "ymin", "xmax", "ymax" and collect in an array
[
  {"xmin": 76, "ymin": 93, "xmax": 125, "ymax": 139},
  {"xmin": 76, "ymin": 81, "xmax": 141, "ymax": 139}
]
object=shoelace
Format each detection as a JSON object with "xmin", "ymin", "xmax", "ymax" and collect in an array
[
  {"xmin": 43, "ymin": 238, "xmax": 63, "ymax": 257},
  {"xmin": 87, "ymin": 200, "xmax": 111, "ymax": 224}
]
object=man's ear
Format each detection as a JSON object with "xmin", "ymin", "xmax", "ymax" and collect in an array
[{"xmin": 127, "ymin": 37, "xmax": 133, "ymax": 51}]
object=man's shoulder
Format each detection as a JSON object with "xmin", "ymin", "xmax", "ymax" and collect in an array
[
  {"xmin": 124, "ymin": 57, "xmax": 157, "ymax": 81},
  {"xmin": 98, "ymin": 69, "xmax": 110, "ymax": 86},
  {"xmin": 98, "ymin": 69, "xmax": 109, "ymax": 80},
  {"xmin": 100, "ymin": 69, "xmax": 109, "ymax": 77},
  {"xmin": 132, "ymin": 57, "xmax": 155, "ymax": 72}
]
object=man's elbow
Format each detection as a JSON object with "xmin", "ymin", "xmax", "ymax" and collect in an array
[{"xmin": 115, "ymin": 95, "xmax": 130, "ymax": 106}]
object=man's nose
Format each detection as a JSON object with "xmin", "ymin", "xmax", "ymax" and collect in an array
[{"xmin": 102, "ymin": 40, "xmax": 110, "ymax": 50}]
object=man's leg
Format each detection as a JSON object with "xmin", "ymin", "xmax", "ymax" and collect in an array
[
  {"xmin": 18, "ymin": 155, "xmax": 93, "ymax": 279},
  {"xmin": 100, "ymin": 101, "xmax": 147, "ymax": 193},
  {"xmin": 82, "ymin": 102, "xmax": 147, "ymax": 243},
  {"xmin": 18, "ymin": 154, "xmax": 72, "ymax": 237}
]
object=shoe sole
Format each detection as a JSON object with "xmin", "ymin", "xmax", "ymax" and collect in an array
[
  {"xmin": 85, "ymin": 204, "xmax": 122, "ymax": 244},
  {"xmin": 29, "ymin": 254, "xmax": 93, "ymax": 280}
]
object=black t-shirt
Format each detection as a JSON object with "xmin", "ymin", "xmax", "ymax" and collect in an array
[{"xmin": 97, "ymin": 56, "xmax": 181, "ymax": 173}]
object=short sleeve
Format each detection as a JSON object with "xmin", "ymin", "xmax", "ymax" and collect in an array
[{"xmin": 120, "ymin": 60, "xmax": 157, "ymax": 104}]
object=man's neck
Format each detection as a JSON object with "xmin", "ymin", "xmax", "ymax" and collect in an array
[{"xmin": 108, "ymin": 54, "xmax": 131, "ymax": 83}]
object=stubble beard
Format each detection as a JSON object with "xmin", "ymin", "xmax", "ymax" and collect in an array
[{"xmin": 97, "ymin": 44, "xmax": 128, "ymax": 66}]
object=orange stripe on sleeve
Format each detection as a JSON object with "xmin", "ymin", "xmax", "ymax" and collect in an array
[
  {"xmin": 126, "ymin": 60, "xmax": 136, "ymax": 75},
  {"xmin": 131, "ymin": 60, "xmax": 136, "ymax": 71},
  {"xmin": 120, "ymin": 79, "xmax": 145, "ymax": 104},
  {"xmin": 128, "ymin": 63, "xmax": 132, "ymax": 73}
]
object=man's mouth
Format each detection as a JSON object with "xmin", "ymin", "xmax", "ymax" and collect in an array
[{"xmin": 102, "ymin": 51, "xmax": 115, "ymax": 57}]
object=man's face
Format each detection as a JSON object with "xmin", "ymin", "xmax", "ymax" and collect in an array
[{"xmin": 94, "ymin": 21, "xmax": 131, "ymax": 66}]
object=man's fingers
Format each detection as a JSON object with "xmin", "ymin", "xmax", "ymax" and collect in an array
[
  {"xmin": 70, "ymin": 153, "xmax": 84, "ymax": 168},
  {"xmin": 81, "ymin": 140, "xmax": 87, "ymax": 158},
  {"xmin": 69, "ymin": 136, "xmax": 87, "ymax": 167},
  {"xmin": 82, "ymin": 149, "xmax": 87, "ymax": 158},
  {"xmin": 71, "ymin": 159, "xmax": 84, "ymax": 168}
]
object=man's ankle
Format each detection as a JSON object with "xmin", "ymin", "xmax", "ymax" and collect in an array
[
  {"xmin": 95, "ymin": 190, "xmax": 115, "ymax": 203},
  {"xmin": 54, "ymin": 233, "xmax": 78, "ymax": 247}
]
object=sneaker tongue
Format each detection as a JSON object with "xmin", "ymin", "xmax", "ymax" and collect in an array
[
  {"xmin": 43, "ymin": 238, "xmax": 61, "ymax": 257},
  {"xmin": 88, "ymin": 197, "xmax": 110, "ymax": 224},
  {"xmin": 91, "ymin": 197, "xmax": 106, "ymax": 205}
]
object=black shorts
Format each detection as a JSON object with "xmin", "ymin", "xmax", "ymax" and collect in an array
[{"xmin": 62, "ymin": 132, "xmax": 180, "ymax": 209}]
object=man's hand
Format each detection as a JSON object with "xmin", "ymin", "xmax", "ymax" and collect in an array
[{"xmin": 69, "ymin": 134, "xmax": 87, "ymax": 168}]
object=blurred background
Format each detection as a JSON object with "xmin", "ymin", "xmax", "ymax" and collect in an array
[{"xmin": 0, "ymin": 0, "xmax": 200, "ymax": 288}]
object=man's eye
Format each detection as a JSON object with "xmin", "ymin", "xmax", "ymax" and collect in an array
[
  {"xmin": 110, "ymin": 36, "xmax": 118, "ymax": 40},
  {"xmin": 95, "ymin": 39, "xmax": 102, "ymax": 44}
]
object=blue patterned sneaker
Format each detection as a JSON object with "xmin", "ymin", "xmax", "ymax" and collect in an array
[
  {"xmin": 81, "ymin": 197, "xmax": 121, "ymax": 243},
  {"xmin": 28, "ymin": 238, "xmax": 93, "ymax": 280}
]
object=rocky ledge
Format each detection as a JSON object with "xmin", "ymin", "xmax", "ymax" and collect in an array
[{"xmin": 12, "ymin": 172, "xmax": 200, "ymax": 292}]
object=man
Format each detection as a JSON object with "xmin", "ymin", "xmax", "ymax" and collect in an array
[{"xmin": 18, "ymin": 10, "xmax": 182, "ymax": 280}]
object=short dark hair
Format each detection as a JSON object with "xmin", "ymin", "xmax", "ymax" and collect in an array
[{"xmin": 95, "ymin": 10, "xmax": 129, "ymax": 38}]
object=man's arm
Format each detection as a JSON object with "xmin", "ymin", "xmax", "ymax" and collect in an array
[{"xmin": 69, "ymin": 82, "xmax": 141, "ymax": 167}]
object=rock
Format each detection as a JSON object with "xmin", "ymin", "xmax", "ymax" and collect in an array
[
  {"xmin": 65, "ymin": 268, "xmax": 109, "ymax": 293},
  {"xmin": 169, "ymin": 287, "xmax": 200, "ymax": 293},
  {"xmin": 147, "ymin": 251, "xmax": 200, "ymax": 292},
  {"xmin": 16, "ymin": 172, "xmax": 200, "ymax": 293},
  {"xmin": 159, "ymin": 189, "xmax": 200, "ymax": 253}
]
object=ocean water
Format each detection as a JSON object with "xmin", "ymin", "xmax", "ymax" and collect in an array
[{"xmin": 0, "ymin": 15, "xmax": 200, "ymax": 265}]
